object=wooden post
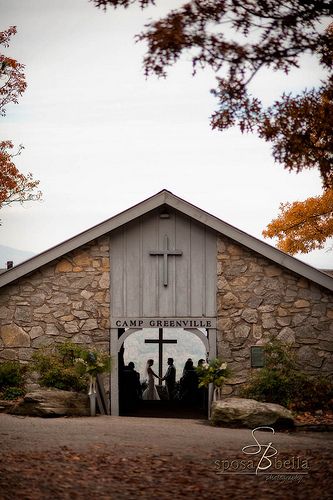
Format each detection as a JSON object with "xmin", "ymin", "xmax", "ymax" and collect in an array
[
  {"xmin": 208, "ymin": 328, "xmax": 217, "ymax": 419},
  {"xmin": 88, "ymin": 375, "xmax": 96, "ymax": 417},
  {"xmin": 110, "ymin": 328, "xmax": 119, "ymax": 416}
]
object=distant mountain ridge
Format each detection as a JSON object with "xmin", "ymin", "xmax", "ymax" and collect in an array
[{"xmin": 0, "ymin": 245, "xmax": 35, "ymax": 269}]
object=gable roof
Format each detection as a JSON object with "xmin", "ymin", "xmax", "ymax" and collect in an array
[{"xmin": 1, "ymin": 189, "xmax": 332, "ymax": 292}]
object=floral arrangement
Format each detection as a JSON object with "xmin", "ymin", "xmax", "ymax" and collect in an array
[
  {"xmin": 196, "ymin": 358, "xmax": 230, "ymax": 388},
  {"xmin": 73, "ymin": 349, "xmax": 111, "ymax": 378},
  {"xmin": 32, "ymin": 342, "xmax": 111, "ymax": 392}
]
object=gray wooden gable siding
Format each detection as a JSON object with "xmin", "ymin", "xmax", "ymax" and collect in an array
[{"xmin": 111, "ymin": 210, "xmax": 217, "ymax": 318}]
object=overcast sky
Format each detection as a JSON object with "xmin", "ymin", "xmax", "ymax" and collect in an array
[{"xmin": 0, "ymin": 0, "xmax": 331, "ymax": 269}]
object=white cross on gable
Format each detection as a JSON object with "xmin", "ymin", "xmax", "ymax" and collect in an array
[{"xmin": 149, "ymin": 234, "xmax": 183, "ymax": 287}]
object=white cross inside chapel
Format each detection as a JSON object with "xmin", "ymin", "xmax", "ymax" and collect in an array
[{"xmin": 149, "ymin": 234, "xmax": 183, "ymax": 287}]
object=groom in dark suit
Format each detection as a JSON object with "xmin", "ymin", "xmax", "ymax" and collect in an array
[{"xmin": 162, "ymin": 358, "xmax": 176, "ymax": 400}]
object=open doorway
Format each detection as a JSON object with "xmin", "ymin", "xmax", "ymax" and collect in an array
[{"xmin": 119, "ymin": 328, "xmax": 209, "ymax": 418}]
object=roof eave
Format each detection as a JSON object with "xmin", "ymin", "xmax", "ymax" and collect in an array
[{"xmin": 1, "ymin": 189, "xmax": 332, "ymax": 292}]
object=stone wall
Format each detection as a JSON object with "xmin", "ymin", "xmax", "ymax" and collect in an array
[
  {"xmin": 216, "ymin": 236, "xmax": 333, "ymax": 395},
  {"xmin": 0, "ymin": 236, "xmax": 110, "ymax": 363},
  {"xmin": 1, "ymin": 229, "xmax": 332, "ymax": 399}
]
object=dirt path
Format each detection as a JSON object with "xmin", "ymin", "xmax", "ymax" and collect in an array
[{"xmin": 1, "ymin": 414, "xmax": 332, "ymax": 499}]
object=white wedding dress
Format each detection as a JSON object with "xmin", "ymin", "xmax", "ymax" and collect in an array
[{"xmin": 142, "ymin": 367, "xmax": 160, "ymax": 400}]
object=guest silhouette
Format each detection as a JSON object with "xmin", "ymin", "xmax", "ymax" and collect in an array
[
  {"xmin": 179, "ymin": 359, "xmax": 199, "ymax": 406},
  {"xmin": 182, "ymin": 358, "xmax": 193, "ymax": 376},
  {"xmin": 120, "ymin": 361, "xmax": 142, "ymax": 412},
  {"xmin": 128, "ymin": 362, "xmax": 142, "ymax": 399}
]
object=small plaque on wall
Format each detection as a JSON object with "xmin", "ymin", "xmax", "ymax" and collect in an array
[{"xmin": 251, "ymin": 346, "xmax": 265, "ymax": 368}]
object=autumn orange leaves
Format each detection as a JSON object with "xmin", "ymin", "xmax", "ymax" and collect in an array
[{"xmin": 0, "ymin": 27, "xmax": 41, "ymax": 214}]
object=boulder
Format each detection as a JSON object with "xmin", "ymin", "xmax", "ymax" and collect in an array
[
  {"xmin": 211, "ymin": 397, "xmax": 294, "ymax": 428},
  {"xmin": 9, "ymin": 388, "xmax": 90, "ymax": 417}
]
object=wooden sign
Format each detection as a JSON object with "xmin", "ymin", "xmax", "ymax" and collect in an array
[{"xmin": 111, "ymin": 317, "xmax": 216, "ymax": 329}]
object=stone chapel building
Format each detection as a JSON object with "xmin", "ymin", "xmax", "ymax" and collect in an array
[{"xmin": 0, "ymin": 190, "xmax": 332, "ymax": 415}]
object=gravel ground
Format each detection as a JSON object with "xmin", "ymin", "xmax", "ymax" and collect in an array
[{"xmin": 0, "ymin": 414, "xmax": 332, "ymax": 499}]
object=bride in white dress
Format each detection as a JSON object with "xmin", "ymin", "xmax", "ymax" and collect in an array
[{"xmin": 142, "ymin": 359, "xmax": 160, "ymax": 400}]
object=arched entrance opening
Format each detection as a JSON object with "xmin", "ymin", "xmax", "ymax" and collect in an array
[
  {"xmin": 124, "ymin": 328, "xmax": 207, "ymax": 376},
  {"xmin": 110, "ymin": 207, "xmax": 218, "ymax": 416},
  {"xmin": 110, "ymin": 325, "xmax": 216, "ymax": 418}
]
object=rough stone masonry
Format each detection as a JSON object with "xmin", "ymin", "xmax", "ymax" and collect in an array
[
  {"xmin": 216, "ymin": 235, "xmax": 333, "ymax": 394},
  {"xmin": 0, "ymin": 228, "xmax": 332, "ymax": 396},
  {"xmin": 0, "ymin": 236, "xmax": 110, "ymax": 365}
]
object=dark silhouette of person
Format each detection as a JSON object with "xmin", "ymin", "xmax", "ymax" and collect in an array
[
  {"xmin": 120, "ymin": 361, "xmax": 142, "ymax": 412},
  {"xmin": 162, "ymin": 358, "xmax": 176, "ymax": 400},
  {"xmin": 142, "ymin": 359, "xmax": 160, "ymax": 400},
  {"xmin": 128, "ymin": 362, "xmax": 142, "ymax": 399},
  {"xmin": 182, "ymin": 358, "xmax": 193, "ymax": 376},
  {"xmin": 179, "ymin": 359, "xmax": 200, "ymax": 406}
]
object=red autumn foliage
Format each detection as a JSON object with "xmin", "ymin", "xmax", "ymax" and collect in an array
[
  {"xmin": 0, "ymin": 27, "xmax": 41, "ymax": 213},
  {"xmin": 93, "ymin": 1, "xmax": 333, "ymax": 253},
  {"xmin": 0, "ymin": 141, "xmax": 41, "ymax": 210},
  {"xmin": 0, "ymin": 26, "xmax": 26, "ymax": 116}
]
